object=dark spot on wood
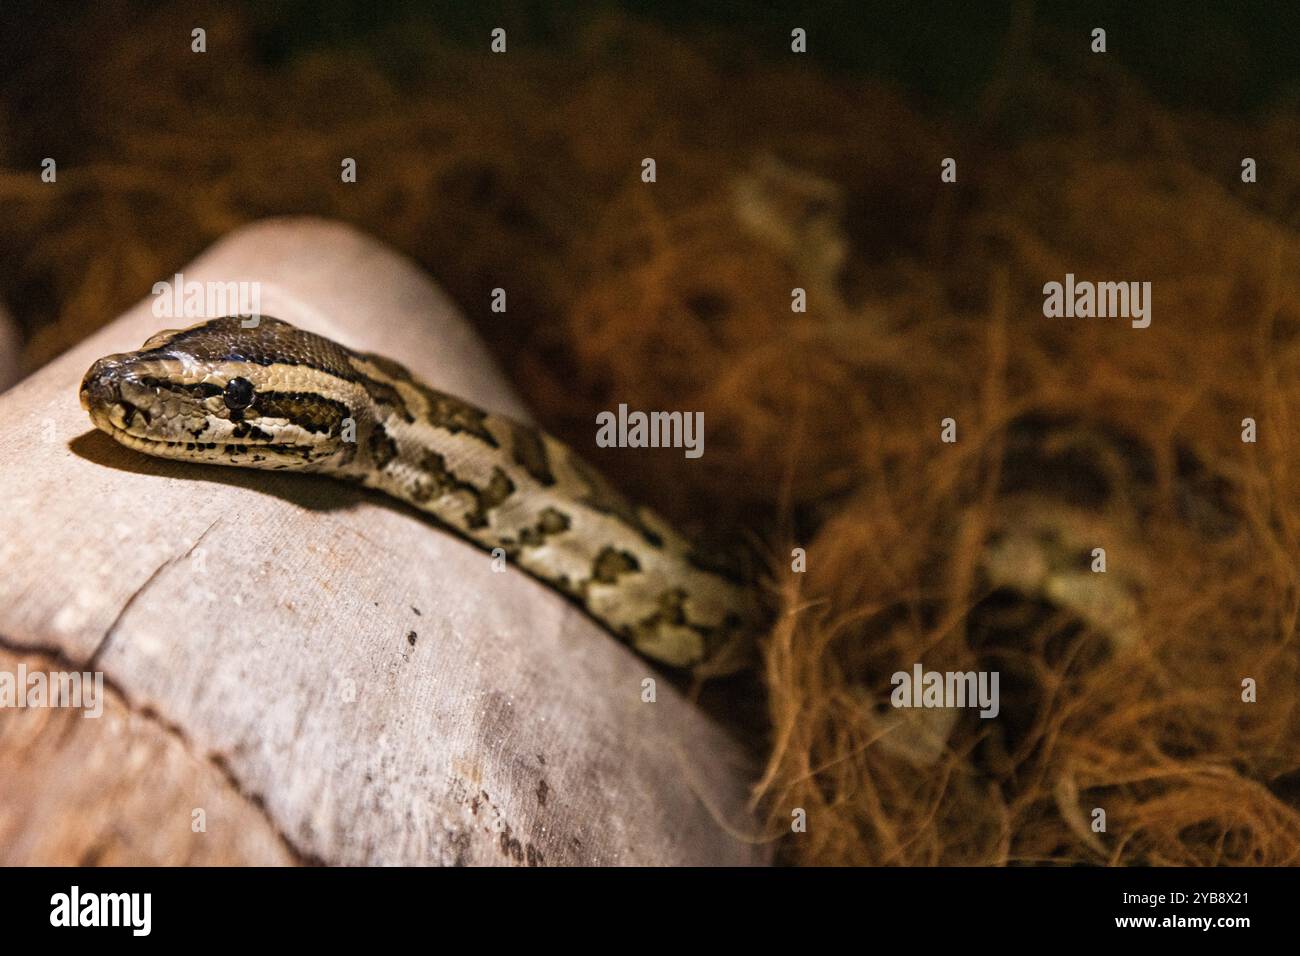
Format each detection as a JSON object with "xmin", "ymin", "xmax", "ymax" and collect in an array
[
  {"xmin": 406, "ymin": 631, "xmax": 417, "ymax": 646},
  {"xmin": 445, "ymin": 827, "xmax": 474, "ymax": 867},
  {"xmin": 499, "ymin": 826, "xmax": 524, "ymax": 863}
]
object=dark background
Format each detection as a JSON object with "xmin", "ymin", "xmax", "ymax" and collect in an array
[{"xmin": 6, "ymin": 0, "xmax": 1300, "ymax": 118}]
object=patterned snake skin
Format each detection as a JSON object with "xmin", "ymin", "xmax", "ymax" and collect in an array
[{"xmin": 80, "ymin": 316, "xmax": 758, "ymax": 669}]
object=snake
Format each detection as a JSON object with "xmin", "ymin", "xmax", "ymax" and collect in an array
[{"xmin": 78, "ymin": 315, "xmax": 758, "ymax": 670}]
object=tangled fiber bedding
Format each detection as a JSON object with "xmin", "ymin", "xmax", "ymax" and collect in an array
[{"xmin": 3, "ymin": 5, "xmax": 1299, "ymax": 865}]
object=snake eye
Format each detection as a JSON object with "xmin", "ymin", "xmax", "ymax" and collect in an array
[{"xmin": 223, "ymin": 377, "xmax": 255, "ymax": 411}]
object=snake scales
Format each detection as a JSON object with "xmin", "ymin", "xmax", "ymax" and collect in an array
[{"xmin": 80, "ymin": 315, "xmax": 758, "ymax": 669}]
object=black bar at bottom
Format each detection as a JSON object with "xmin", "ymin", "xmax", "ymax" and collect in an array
[{"xmin": 0, "ymin": 864, "xmax": 1279, "ymax": 942}]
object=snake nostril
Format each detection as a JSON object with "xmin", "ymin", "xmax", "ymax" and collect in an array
[{"xmin": 79, "ymin": 362, "xmax": 122, "ymax": 411}]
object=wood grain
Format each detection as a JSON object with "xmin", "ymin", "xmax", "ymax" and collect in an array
[{"xmin": 0, "ymin": 217, "xmax": 767, "ymax": 866}]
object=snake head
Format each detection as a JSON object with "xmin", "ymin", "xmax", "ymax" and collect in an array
[{"xmin": 80, "ymin": 316, "xmax": 357, "ymax": 470}]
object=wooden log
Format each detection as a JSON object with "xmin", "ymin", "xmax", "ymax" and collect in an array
[{"xmin": 0, "ymin": 217, "xmax": 766, "ymax": 866}]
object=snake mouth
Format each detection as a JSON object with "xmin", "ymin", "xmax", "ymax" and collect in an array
[
  {"xmin": 82, "ymin": 369, "xmax": 316, "ymax": 461},
  {"xmin": 86, "ymin": 400, "xmax": 322, "ymax": 467},
  {"xmin": 80, "ymin": 354, "xmax": 342, "ymax": 469},
  {"xmin": 85, "ymin": 401, "xmax": 210, "ymax": 454}
]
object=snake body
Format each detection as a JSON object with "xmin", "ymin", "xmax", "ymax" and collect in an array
[{"xmin": 80, "ymin": 316, "xmax": 757, "ymax": 669}]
